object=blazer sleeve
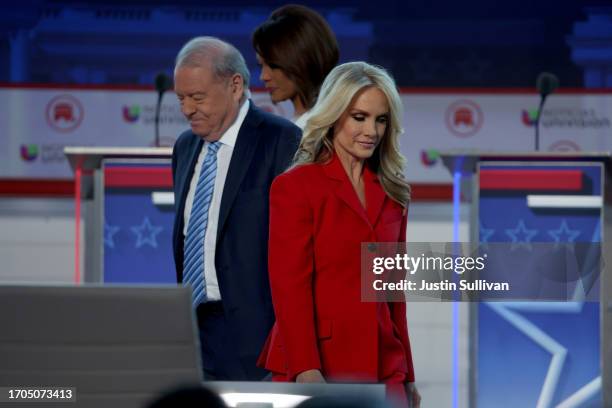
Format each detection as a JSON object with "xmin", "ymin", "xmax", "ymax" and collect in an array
[
  {"xmin": 268, "ymin": 171, "xmax": 321, "ymax": 380},
  {"xmin": 388, "ymin": 210, "xmax": 416, "ymax": 382}
]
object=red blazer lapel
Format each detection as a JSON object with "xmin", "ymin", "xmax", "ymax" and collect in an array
[
  {"xmin": 364, "ymin": 165, "xmax": 386, "ymax": 227},
  {"xmin": 322, "ymin": 155, "xmax": 382, "ymax": 228},
  {"xmin": 323, "ymin": 155, "xmax": 370, "ymax": 226}
]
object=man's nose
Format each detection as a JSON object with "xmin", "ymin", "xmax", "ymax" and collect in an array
[{"xmin": 181, "ymin": 99, "xmax": 195, "ymax": 116}]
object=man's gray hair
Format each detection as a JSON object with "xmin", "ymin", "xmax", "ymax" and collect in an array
[{"xmin": 175, "ymin": 36, "xmax": 251, "ymax": 97}]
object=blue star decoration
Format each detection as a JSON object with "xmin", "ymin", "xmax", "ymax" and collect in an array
[
  {"xmin": 505, "ymin": 219, "xmax": 538, "ymax": 251},
  {"xmin": 130, "ymin": 217, "xmax": 164, "ymax": 249},
  {"xmin": 548, "ymin": 220, "xmax": 581, "ymax": 250},
  {"xmin": 479, "ymin": 221, "xmax": 495, "ymax": 244},
  {"xmin": 104, "ymin": 222, "xmax": 120, "ymax": 249}
]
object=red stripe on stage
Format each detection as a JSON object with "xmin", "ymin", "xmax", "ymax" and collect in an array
[
  {"xmin": 0, "ymin": 178, "xmax": 454, "ymax": 201},
  {"xmin": 411, "ymin": 184, "xmax": 453, "ymax": 201},
  {"xmin": 479, "ymin": 169, "xmax": 583, "ymax": 190},
  {"xmin": 0, "ymin": 179, "xmax": 74, "ymax": 196},
  {"xmin": 103, "ymin": 167, "xmax": 173, "ymax": 188}
]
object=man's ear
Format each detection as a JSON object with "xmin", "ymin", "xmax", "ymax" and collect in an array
[{"xmin": 231, "ymin": 73, "xmax": 244, "ymax": 100}]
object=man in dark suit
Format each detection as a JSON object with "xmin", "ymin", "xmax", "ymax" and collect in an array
[{"xmin": 171, "ymin": 36, "xmax": 301, "ymax": 380}]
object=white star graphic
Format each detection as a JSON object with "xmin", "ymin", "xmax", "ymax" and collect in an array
[
  {"xmin": 104, "ymin": 222, "xmax": 120, "ymax": 249},
  {"xmin": 556, "ymin": 376, "xmax": 601, "ymax": 407},
  {"xmin": 505, "ymin": 219, "xmax": 538, "ymax": 251},
  {"xmin": 130, "ymin": 217, "xmax": 163, "ymax": 248},
  {"xmin": 488, "ymin": 302, "xmax": 601, "ymax": 408},
  {"xmin": 548, "ymin": 220, "xmax": 581, "ymax": 250},
  {"xmin": 488, "ymin": 225, "xmax": 602, "ymax": 408},
  {"xmin": 479, "ymin": 221, "xmax": 495, "ymax": 245}
]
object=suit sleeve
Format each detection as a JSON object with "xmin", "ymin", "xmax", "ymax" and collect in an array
[
  {"xmin": 273, "ymin": 125, "xmax": 301, "ymax": 176},
  {"xmin": 171, "ymin": 140, "xmax": 182, "ymax": 282},
  {"xmin": 171, "ymin": 142, "xmax": 178, "ymax": 184},
  {"xmin": 388, "ymin": 210, "xmax": 416, "ymax": 382},
  {"xmin": 268, "ymin": 171, "xmax": 321, "ymax": 380}
]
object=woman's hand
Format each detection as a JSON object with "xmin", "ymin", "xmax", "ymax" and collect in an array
[
  {"xmin": 405, "ymin": 382, "xmax": 421, "ymax": 408},
  {"xmin": 296, "ymin": 369, "xmax": 326, "ymax": 383}
]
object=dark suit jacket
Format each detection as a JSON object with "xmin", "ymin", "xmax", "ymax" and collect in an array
[{"xmin": 172, "ymin": 102, "xmax": 301, "ymax": 379}]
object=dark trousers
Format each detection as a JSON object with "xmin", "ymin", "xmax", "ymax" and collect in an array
[{"xmin": 196, "ymin": 301, "xmax": 248, "ymax": 381}]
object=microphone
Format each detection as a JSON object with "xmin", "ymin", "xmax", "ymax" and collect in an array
[
  {"xmin": 155, "ymin": 72, "xmax": 173, "ymax": 95},
  {"xmin": 154, "ymin": 72, "xmax": 173, "ymax": 147},
  {"xmin": 534, "ymin": 72, "xmax": 559, "ymax": 151},
  {"xmin": 536, "ymin": 72, "xmax": 559, "ymax": 98}
]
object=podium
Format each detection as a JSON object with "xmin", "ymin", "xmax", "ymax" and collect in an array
[
  {"xmin": 65, "ymin": 147, "xmax": 175, "ymax": 284},
  {"xmin": 440, "ymin": 151, "xmax": 611, "ymax": 407}
]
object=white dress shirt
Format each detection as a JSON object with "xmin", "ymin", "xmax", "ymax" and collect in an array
[{"xmin": 182, "ymin": 99, "xmax": 250, "ymax": 301}]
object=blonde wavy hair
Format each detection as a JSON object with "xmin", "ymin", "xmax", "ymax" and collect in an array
[{"xmin": 293, "ymin": 61, "xmax": 410, "ymax": 207}]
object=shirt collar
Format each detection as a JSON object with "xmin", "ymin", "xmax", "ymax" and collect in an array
[{"xmin": 212, "ymin": 99, "xmax": 250, "ymax": 149}]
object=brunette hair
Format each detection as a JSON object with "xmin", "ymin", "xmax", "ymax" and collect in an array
[{"xmin": 252, "ymin": 4, "xmax": 339, "ymax": 110}]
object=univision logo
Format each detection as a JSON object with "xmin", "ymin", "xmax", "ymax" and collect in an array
[
  {"xmin": 20, "ymin": 144, "xmax": 39, "ymax": 161},
  {"xmin": 420, "ymin": 149, "xmax": 439, "ymax": 167},
  {"xmin": 122, "ymin": 105, "xmax": 141, "ymax": 123},
  {"xmin": 521, "ymin": 108, "xmax": 539, "ymax": 126}
]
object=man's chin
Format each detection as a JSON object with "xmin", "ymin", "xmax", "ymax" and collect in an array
[
  {"xmin": 191, "ymin": 124, "xmax": 209, "ymax": 137},
  {"xmin": 192, "ymin": 127, "xmax": 221, "ymax": 142}
]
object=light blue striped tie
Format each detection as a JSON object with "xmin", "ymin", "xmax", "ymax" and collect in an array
[{"xmin": 183, "ymin": 141, "xmax": 220, "ymax": 307}]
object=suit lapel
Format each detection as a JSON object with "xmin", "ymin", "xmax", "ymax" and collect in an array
[
  {"xmin": 323, "ymin": 155, "xmax": 371, "ymax": 227},
  {"xmin": 217, "ymin": 103, "xmax": 263, "ymax": 241},
  {"xmin": 178, "ymin": 136, "xmax": 204, "ymax": 228},
  {"xmin": 364, "ymin": 165, "xmax": 386, "ymax": 227}
]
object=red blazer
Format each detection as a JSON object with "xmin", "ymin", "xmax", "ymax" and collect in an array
[{"xmin": 258, "ymin": 154, "xmax": 415, "ymax": 383}]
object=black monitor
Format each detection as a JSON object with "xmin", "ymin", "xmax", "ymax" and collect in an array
[{"xmin": 0, "ymin": 284, "xmax": 202, "ymax": 408}]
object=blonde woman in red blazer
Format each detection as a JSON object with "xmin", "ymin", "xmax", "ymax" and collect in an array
[{"xmin": 258, "ymin": 62, "xmax": 420, "ymax": 407}]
